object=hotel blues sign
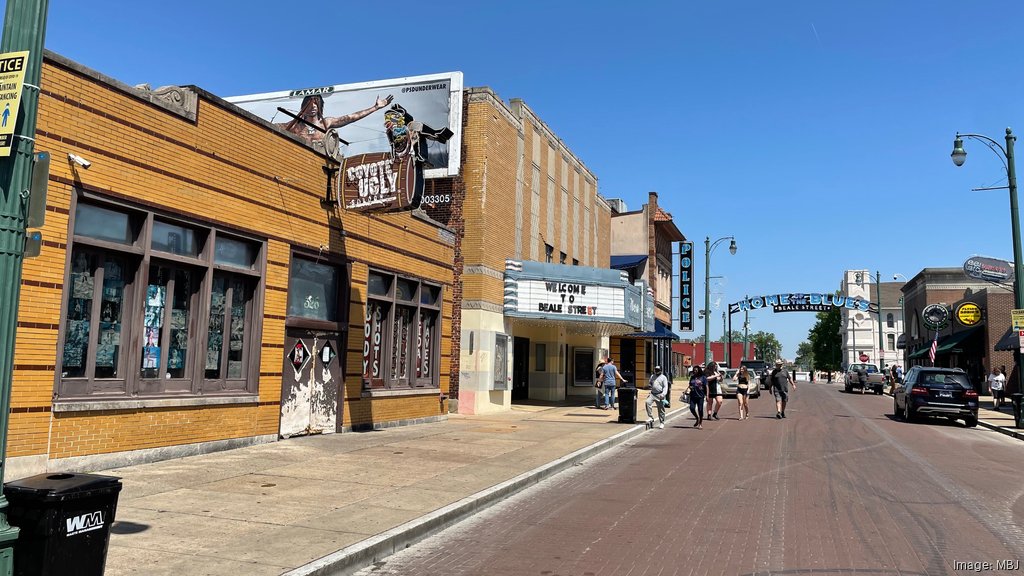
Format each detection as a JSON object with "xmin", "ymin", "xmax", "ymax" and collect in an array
[
  {"xmin": 679, "ymin": 241, "xmax": 694, "ymax": 331},
  {"xmin": 729, "ymin": 292, "xmax": 878, "ymax": 315}
]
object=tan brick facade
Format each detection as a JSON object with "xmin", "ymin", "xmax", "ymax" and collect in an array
[{"xmin": 8, "ymin": 52, "xmax": 454, "ymax": 473}]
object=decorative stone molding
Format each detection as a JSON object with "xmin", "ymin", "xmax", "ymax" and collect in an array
[{"xmin": 133, "ymin": 83, "xmax": 198, "ymax": 121}]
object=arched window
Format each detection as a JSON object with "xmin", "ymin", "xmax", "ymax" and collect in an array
[
  {"xmin": 886, "ymin": 313, "xmax": 894, "ymax": 328},
  {"xmin": 887, "ymin": 333, "xmax": 895, "ymax": 351}
]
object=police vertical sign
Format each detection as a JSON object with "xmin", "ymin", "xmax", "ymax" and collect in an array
[
  {"xmin": 679, "ymin": 241, "xmax": 694, "ymax": 331},
  {"xmin": 0, "ymin": 51, "xmax": 29, "ymax": 157}
]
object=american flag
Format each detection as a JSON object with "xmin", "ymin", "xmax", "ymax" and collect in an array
[{"xmin": 928, "ymin": 334, "xmax": 938, "ymax": 365}]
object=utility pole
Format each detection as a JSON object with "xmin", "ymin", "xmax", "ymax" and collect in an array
[
  {"xmin": 742, "ymin": 298, "xmax": 749, "ymax": 360},
  {"xmin": 0, "ymin": 0, "xmax": 49, "ymax": 567},
  {"xmin": 722, "ymin": 310, "xmax": 727, "ymax": 366}
]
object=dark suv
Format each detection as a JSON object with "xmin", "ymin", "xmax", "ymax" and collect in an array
[{"xmin": 893, "ymin": 366, "xmax": 978, "ymax": 427}]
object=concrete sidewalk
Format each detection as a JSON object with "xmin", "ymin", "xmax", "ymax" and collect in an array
[{"xmin": 102, "ymin": 388, "xmax": 682, "ymax": 576}]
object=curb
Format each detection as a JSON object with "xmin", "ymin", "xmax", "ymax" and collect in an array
[{"xmin": 282, "ymin": 406, "xmax": 689, "ymax": 576}]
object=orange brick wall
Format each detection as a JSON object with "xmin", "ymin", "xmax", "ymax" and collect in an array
[
  {"xmin": 9, "ymin": 53, "xmax": 453, "ymax": 462},
  {"xmin": 460, "ymin": 90, "xmax": 609, "ymax": 309}
]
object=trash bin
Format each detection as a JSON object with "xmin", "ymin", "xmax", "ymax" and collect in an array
[
  {"xmin": 1011, "ymin": 393, "xmax": 1024, "ymax": 429},
  {"xmin": 3, "ymin": 472, "xmax": 122, "ymax": 576},
  {"xmin": 618, "ymin": 387, "xmax": 637, "ymax": 424}
]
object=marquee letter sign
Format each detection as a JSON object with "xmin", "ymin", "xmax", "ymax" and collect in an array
[{"xmin": 679, "ymin": 241, "xmax": 693, "ymax": 331}]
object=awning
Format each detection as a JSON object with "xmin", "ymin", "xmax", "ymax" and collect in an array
[
  {"xmin": 907, "ymin": 327, "xmax": 982, "ymax": 359},
  {"xmin": 995, "ymin": 327, "xmax": 1020, "ymax": 351},
  {"xmin": 610, "ymin": 255, "xmax": 648, "ymax": 270},
  {"xmin": 624, "ymin": 319, "xmax": 679, "ymax": 340},
  {"xmin": 934, "ymin": 326, "xmax": 981, "ymax": 354}
]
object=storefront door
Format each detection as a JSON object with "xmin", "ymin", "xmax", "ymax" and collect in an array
[
  {"xmin": 280, "ymin": 328, "xmax": 343, "ymax": 438},
  {"xmin": 512, "ymin": 336, "xmax": 530, "ymax": 401}
]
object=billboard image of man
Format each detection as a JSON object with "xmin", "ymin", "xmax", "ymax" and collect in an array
[{"xmin": 279, "ymin": 93, "xmax": 393, "ymax": 147}]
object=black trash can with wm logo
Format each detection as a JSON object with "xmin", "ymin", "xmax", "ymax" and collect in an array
[{"xmin": 3, "ymin": 472, "xmax": 122, "ymax": 576}]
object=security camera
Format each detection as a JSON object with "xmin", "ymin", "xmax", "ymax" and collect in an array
[
  {"xmin": 892, "ymin": 274, "xmax": 899, "ymax": 280},
  {"xmin": 67, "ymin": 153, "xmax": 91, "ymax": 169}
]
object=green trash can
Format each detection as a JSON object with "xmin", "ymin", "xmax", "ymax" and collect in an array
[{"xmin": 3, "ymin": 472, "xmax": 122, "ymax": 576}]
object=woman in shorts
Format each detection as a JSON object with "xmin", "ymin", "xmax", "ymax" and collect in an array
[
  {"xmin": 736, "ymin": 366, "xmax": 752, "ymax": 420},
  {"xmin": 705, "ymin": 361, "xmax": 724, "ymax": 420}
]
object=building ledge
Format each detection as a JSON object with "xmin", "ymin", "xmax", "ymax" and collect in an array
[
  {"xmin": 52, "ymin": 395, "xmax": 259, "ymax": 413},
  {"xmin": 361, "ymin": 388, "xmax": 442, "ymax": 399}
]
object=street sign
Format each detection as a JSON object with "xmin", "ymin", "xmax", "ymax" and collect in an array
[
  {"xmin": 0, "ymin": 51, "xmax": 30, "ymax": 157},
  {"xmin": 859, "ymin": 353, "xmax": 869, "ymax": 362},
  {"xmin": 1012, "ymin": 309, "xmax": 1024, "ymax": 331}
]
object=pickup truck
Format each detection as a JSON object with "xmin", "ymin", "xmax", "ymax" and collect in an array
[{"xmin": 845, "ymin": 363, "xmax": 885, "ymax": 395}]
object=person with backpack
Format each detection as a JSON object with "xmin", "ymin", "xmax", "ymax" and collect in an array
[
  {"xmin": 594, "ymin": 360, "xmax": 606, "ymax": 409},
  {"xmin": 645, "ymin": 365, "xmax": 669, "ymax": 429}
]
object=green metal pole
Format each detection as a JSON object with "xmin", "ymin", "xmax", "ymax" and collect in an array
[
  {"xmin": 0, "ymin": 0, "xmax": 49, "ymax": 562},
  {"xmin": 1006, "ymin": 128, "xmax": 1023, "ymax": 395},
  {"xmin": 743, "ymin": 299, "xmax": 748, "ymax": 361},
  {"xmin": 876, "ymin": 271, "xmax": 884, "ymax": 373},
  {"xmin": 704, "ymin": 236, "xmax": 710, "ymax": 366},
  {"xmin": 722, "ymin": 311, "xmax": 727, "ymax": 366}
]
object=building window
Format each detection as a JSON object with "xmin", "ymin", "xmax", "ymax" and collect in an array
[
  {"xmin": 886, "ymin": 313, "xmax": 894, "ymax": 328},
  {"xmin": 536, "ymin": 343, "xmax": 546, "ymax": 372},
  {"xmin": 362, "ymin": 270, "xmax": 442, "ymax": 390},
  {"xmin": 559, "ymin": 252, "xmax": 567, "ymax": 265},
  {"xmin": 58, "ymin": 195, "xmax": 264, "ymax": 400},
  {"xmin": 545, "ymin": 244, "xmax": 554, "ymax": 263},
  {"xmin": 572, "ymin": 258, "xmax": 579, "ymax": 266},
  {"xmin": 887, "ymin": 333, "xmax": 895, "ymax": 351}
]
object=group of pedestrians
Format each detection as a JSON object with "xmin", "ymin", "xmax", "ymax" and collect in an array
[{"xmin": 683, "ymin": 359, "xmax": 795, "ymax": 429}]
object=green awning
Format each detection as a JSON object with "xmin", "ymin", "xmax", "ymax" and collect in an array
[
  {"xmin": 908, "ymin": 345, "xmax": 930, "ymax": 359},
  {"xmin": 934, "ymin": 326, "xmax": 981, "ymax": 354}
]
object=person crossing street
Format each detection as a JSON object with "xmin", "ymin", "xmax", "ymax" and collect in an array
[{"xmin": 770, "ymin": 360, "xmax": 795, "ymax": 419}]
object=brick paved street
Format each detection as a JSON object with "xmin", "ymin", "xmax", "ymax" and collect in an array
[{"xmin": 355, "ymin": 382, "xmax": 1024, "ymax": 576}]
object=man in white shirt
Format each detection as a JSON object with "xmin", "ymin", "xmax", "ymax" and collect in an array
[
  {"xmin": 645, "ymin": 366, "xmax": 669, "ymax": 429},
  {"xmin": 987, "ymin": 367, "xmax": 1006, "ymax": 410}
]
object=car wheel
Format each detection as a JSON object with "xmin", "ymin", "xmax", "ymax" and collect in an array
[
  {"xmin": 905, "ymin": 403, "xmax": 916, "ymax": 423},
  {"xmin": 964, "ymin": 416, "xmax": 978, "ymax": 428}
]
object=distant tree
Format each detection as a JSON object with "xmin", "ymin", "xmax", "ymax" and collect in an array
[
  {"xmin": 808, "ymin": 306, "xmax": 842, "ymax": 373},
  {"xmin": 749, "ymin": 331, "xmax": 782, "ymax": 363},
  {"xmin": 795, "ymin": 341, "xmax": 814, "ymax": 370},
  {"xmin": 716, "ymin": 330, "xmax": 745, "ymax": 343}
]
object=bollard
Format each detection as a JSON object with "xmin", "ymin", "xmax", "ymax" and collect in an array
[{"xmin": 1012, "ymin": 393, "xmax": 1024, "ymax": 429}]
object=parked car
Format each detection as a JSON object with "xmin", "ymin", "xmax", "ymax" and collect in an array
[
  {"xmin": 893, "ymin": 366, "xmax": 978, "ymax": 427},
  {"xmin": 844, "ymin": 363, "xmax": 885, "ymax": 395},
  {"xmin": 720, "ymin": 368, "xmax": 761, "ymax": 399}
]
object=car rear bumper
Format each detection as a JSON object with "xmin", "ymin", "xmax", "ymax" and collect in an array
[{"xmin": 913, "ymin": 400, "xmax": 978, "ymax": 416}]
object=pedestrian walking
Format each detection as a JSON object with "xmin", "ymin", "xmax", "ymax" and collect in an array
[
  {"xmin": 645, "ymin": 365, "xmax": 669, "ymax": 429},
  {"xmin": 987, "ymin": 367, "xmax": 1006, "ymax": 410},
  {"xmin": 599, "ymin": 357, "xmax": 627, "ymax": 410},
  {"xmin": 770, "ymin": 359, "xmax": 795, "ymax": 419},
  {"xmin": 735, "ymin": 365, "xmax": 752, "ymax": 420},
  {"xmin": 686, "ymin": 365, "xmax": 707, "ymax": 429},
  {"xmin": 705, "ymin": 361, "xmax": 724, "ymax": 420},
  {"xmin": 594, "ymin": 360, "xmax": 606, "ymax": 409}
]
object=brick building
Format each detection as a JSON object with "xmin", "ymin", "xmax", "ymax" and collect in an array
[
  {"xmin": 453, "ymin": 88, "xmax": 652, "ymax": 413},
  {"xmin": 8, "ymin": 52, "xmax": 455, "ymax": 477},
  {"xmin": 901, "ymin": 268, "xmax": 1015, "ymax": 392},
  {"xmin": 608, "ymin": 192, "xmax": 684, "ymax": 383}
]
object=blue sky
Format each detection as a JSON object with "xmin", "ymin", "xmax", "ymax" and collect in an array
[{"xmin": 32, "ymin": 0, "xmax": 1024, "ymax": 359}]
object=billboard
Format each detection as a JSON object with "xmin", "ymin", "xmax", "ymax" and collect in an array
[{"xmin": 226, "ymin": 72, "xmax": 463, "ymax": 180}]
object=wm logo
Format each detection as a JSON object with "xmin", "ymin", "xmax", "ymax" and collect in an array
[{"xmin": 65, "ymin": 511, "xmax": 104, "ymax": 536}]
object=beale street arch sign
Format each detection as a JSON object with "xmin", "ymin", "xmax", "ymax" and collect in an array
[{"xmin": 728, "ymin": 292, "xmax": 879, "ymax": 315}]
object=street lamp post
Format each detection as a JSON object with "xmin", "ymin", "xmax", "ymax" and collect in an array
[
  {"xmin": 893, "ymin": 273, "xmax": 908, "ymax": 368},
  {"xmin": 704, "ymin": 236, "xmax": 736, "ymax": 366},
  {"xmin": 875, "ymin": 270, "xmax": 885, "ymax": 372},
  {"xmin": 951, "ymin": 129, "xmax": 1022, "ymax": 393}
]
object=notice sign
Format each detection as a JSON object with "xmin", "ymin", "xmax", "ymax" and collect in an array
[
  {"xmin": 516, "ymin": 280, "xmax": 625, "ymax": 321},
  {"xmin": 0, "ymin": 51, "xmax": 29, "ymax": 157},
  {"xmin": 1012, "ymin": 309, "xmax": 1024, "ymax": 331}
]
